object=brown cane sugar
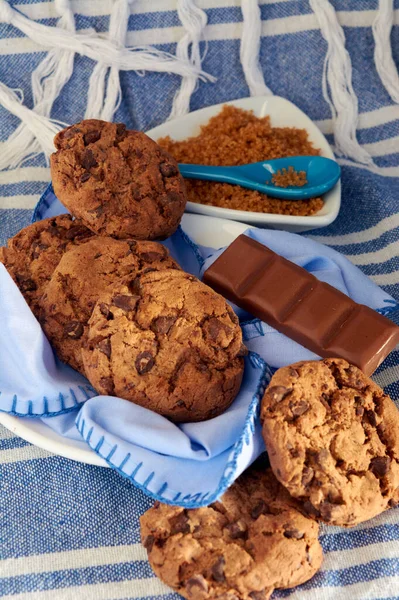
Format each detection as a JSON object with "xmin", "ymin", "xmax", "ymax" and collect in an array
[
  {"xmin": 272, "ymin": 166, "xmax": 307, "ymax": 188},
  {"xmin": 158, "ymin": 105, "xmax": 324, "ymax": 216}
]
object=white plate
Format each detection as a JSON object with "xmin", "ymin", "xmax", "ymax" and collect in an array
[
  {"xmin": 147, "ymin": 96, "xmax": 340, "ymax": 233},
  {"xmin": 0, "ymin": 213, "xmax": 250, "ymax": 466}
]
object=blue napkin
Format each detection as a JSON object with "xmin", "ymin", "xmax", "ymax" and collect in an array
[
  {"xmin": 0, "ymin": 184, "xmax": 397, "ymax": 507},
  {"xmin": 0, "ymin": 264, "xmax": 96, "ymax": 416}
]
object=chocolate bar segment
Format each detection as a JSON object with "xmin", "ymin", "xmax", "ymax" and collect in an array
[{"xmin": 203, "ymin": 234, "xmax": 399, "ymax": 375}]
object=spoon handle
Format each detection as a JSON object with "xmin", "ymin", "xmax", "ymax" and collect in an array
[
  {"xmin": 178, "ymin": 163, "xmax": 246, "ymax": 186},
  {"xmin": 178, "ymin": 158, "xmax": 340, "ymax": 200}
]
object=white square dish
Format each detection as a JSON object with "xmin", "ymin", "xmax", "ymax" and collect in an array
[{"xmin": 147, "ymin": 96, "xmax": 340, "ymax": 233}]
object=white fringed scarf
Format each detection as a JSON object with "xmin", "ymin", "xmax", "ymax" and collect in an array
[
  {"xmin": 0, "ymin": 0, "xmax": 396, "ymax": 170},
  {"xmin": 309, "ymin": 0, "xmax": 373, "ymax": 165},
  {"xmin": 373, "ymin": 0, "xmax": 399, "ymax": 104}
]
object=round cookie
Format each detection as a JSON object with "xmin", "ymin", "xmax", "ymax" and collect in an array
[
  {"xmin": 0, "ymin": 215, "xmax": 93, "ymax": 316},
  {"xmin": 39, "ymin": 237, "xmax": 179, "ymax": 372},
  {"xmin": 261, "ymin": 358, "xmax": 399, "ymax": 527},
  {"xmin": 82, "ymin": 269, "xmax": 246, "ymax": 422},
  {"xmin": 140, "ymin": 467, "xmax": 323, "ymax": 600},
  {"xmin": 50, "ymin": 120, "xmax": 187, "ymax": 240}
]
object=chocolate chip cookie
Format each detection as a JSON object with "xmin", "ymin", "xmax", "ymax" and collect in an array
[
  {"xmin": 82, "ymin": 269, "xmax": 245, "ymax": 422},
  {"xmin": 261, "ymin": 358, "xmax": 399, "ymax": 527},
  {"xmin": 39, "ymin": 237, "xmax": 179, "ymax": 372},
  {"xmin": 51, "ymin": 120, "xmax": 187, "ymax": 240},
  {"xmin": 0, "ymin": 215, "xmax": 93, "ymax": 316},
  {"xmin": 140, "ymin": 467, "xmax": 323, "ymax": 600}
]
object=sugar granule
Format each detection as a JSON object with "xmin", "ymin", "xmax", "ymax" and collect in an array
[{"xmin": 272, "ymin": 166, "xmax": 307, "ymax": 188}]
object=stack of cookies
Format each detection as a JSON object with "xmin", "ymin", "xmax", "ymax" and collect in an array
[
  {"xmin": 140, "ymin": 358, "xmax": 399, "ymax": 599},
  {"xmin": 2, "ymin": 119, "xmax": 398, "ymax": 600},
  {"xmin": 0, "ymin": 120, "xmax": 246, "ymax": 423}
]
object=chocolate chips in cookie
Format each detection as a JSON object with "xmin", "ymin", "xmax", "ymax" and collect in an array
[
  {"xmin": 261, "ymin": 358, "xmax": 399, "ymax": 527},
  {"xmin": 0, "ymin": 214, "xmax": 94, "ymax": 316},
  {"xmin": 50, "ymin": 120, "xmax": 187, "ymax": 240},
  {"xmin": 39, "ymin": 237, "xmax": 180, "ymax": 373},
  {"xmin": 140, "ymin": 467, "xmax": 323, "ymax": 600},
  {"xmin": 82, "ymin": 269, "xmax": 245, "ymax": 422}
]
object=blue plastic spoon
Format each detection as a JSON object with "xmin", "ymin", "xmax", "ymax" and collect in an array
[{"xmin": 178, "ymin": 155, "xmax": 340, "ymax": 200}]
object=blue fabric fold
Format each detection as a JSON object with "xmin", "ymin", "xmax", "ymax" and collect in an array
[
  {"xmin": 74, "ymin": 354, "xmax": 269, "ymax": 507},
  {"xmin": 0, "ymin": 183, "xmax": 397, "ymax": 505},
  {"xmin": 0, "ymin": 265, "xmax": 96, "ymax": 416}
]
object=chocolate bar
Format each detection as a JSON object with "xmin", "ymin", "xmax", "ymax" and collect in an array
[{"xmin": 203, "ymin": 234, "xmax": 399, "ymax": 375}]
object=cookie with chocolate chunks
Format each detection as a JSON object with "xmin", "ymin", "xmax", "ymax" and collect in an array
[
  {"xmin": 261, "ymin": 358, "xmax": 399, "ymax": 527},
  {"xmin": 82, "ymin": 269, "xmax": 245, "ymax": 421},
  {"xmin": 51, "ymin": 120, "xmax": 187, "ymax": 240},
  {"xmin": 39, "ymin": 237, "xmax": 179, "ymax": 372},
  {"xmin": 140, "ymin": 467, "xmax": 323, "ymax": 600},
  {"xmin": 0, "ymin": 215, "xmax": 94, "ymax": 316}
]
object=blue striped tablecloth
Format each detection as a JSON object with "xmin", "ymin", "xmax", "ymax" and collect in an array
[{"xmin": 0, "ymin": 1, "xmax": 398, "ymax": 599}]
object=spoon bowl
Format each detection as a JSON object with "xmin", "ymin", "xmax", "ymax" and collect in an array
[{"xmin": 178, "ymin": 156, "xmax": 341, "ymax": 200}]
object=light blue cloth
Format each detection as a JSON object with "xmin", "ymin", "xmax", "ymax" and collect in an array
[
  {"xmin": 0, "ymin": 264, "xmax": 96, "ymax": 415},
  {"xmin": 74, "ymin": 355, "xmax": 268, "ymax": 507},
  {"xmin": 0, "ymin": 184, "xmax": 396, "ymax": 506}
]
